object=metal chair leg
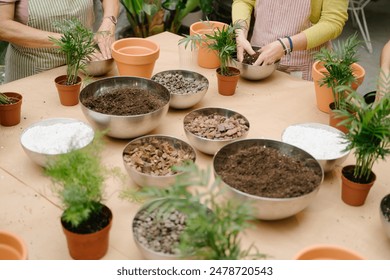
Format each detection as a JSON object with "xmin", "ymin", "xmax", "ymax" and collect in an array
[{"xmin": 348, "ymin": 0, "xmax": 373, "ymax": 54}]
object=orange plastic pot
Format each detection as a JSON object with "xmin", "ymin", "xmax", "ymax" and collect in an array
[
  {"xmin": 190, "ymin": 21, "xmax": 227, "ymax": 69},
  {"xmin": 0, "ymin": 230, "xmax": 28, "ymax": 260},
  {"xmin": 216, "ymin": 67, "xmax": 240, "ymax": 96},
  {"xmin": 111, "ymin": 38, "xmax": 160, "ymax": 78},
  {"xmin": 0, "ymin": 92, "xmax": 22, "ymax": 126},
  {"xmin": 312, "ymin": 61, "xmax": 365, "ymax": 113},
  {"xmin": 54, "ymin": 75, "xmax": 82, "ymax": 106},
  {"xmin": 294, "ymin": 244, "xmax": 364, "ymax": 260}
]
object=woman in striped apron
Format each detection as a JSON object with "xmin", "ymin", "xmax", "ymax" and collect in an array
[
  {"xmin": 0, "ymin": 0, "xmax": 118, "ymax": 83},
  {"xmin": 232, "ymin": 0, "xmax": 349, "ymax": 80}
]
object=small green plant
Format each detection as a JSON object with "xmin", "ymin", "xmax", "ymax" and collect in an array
[
  {"xmin": 49, "ymin": 19, "xmax": 96, "ymax": 85},
  {"xmin": 0, "ymin": 92, "xmax": 12, "ymax": 104},
  {"xmin": 44, "ymin": 133, "xmax": 121, "ymax": 228},
  {"xmin": 179, "ymin": 20, "xmax": 241, "ymax": 76},
  {"xmin": 335, "ymin": 74, "xmax": 390, "ymax": 183},
  {"xmin": 314, "ymin": 33, "xmax": 360, "ymax": 109},
  {"xmin": 121, "ymin": 161, "xmax": 264, "ymax": 260}
]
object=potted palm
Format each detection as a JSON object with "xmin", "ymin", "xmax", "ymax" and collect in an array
[
  {"xmin": 312, "ymin": 33, "xmax": 365, "ymax": 118},
  {"xmin": 121, "ymin": 161, "xmax": 264, "ymax": 260},
  {"xmin": 49, "ymin": 19, "xmax": 96, "ymax": 106},
  {"xmin": 44, "ymin": 134, "xmax": 121, "ymax": 259},
  {"xmin": 334, "ymin": 84, "xmax": 390, "ymax": 206},
  {"xmin": 179, "ymin": 21, "xmax": 241, "ymax": 96},
  {"xmin": 0, "ymin": 91, "xmax": 22, "ymax": 126}
]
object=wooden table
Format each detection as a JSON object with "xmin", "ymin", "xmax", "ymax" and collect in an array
[{"xmin": 1, "ymin": 32, "xmax": 389, "ymax": 260}]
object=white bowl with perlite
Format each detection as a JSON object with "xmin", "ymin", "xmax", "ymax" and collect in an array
[
  {"xmin": 281, "ymin": 123, "xmax": 350, "ymax": 173},
  {"xmin": 20, "ymin": 118, "xmax": 95, "ymax": 167}
]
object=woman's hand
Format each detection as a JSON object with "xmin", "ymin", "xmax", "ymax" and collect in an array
[
  {"xmin": 252, "ymin": 40, "xmax": 285, "ymax": 66},
  {"xmin": 235, "ymin": 29, "xmax": 256, "ymax": 62},
  {"xmin": 95, "ymin": 17, "xmax": 116, "ymax": 59}
]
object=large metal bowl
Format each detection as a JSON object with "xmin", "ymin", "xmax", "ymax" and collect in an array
[
  {"xmin": 152, "ymin": 70, "xmax": 209, "ymax": 109},
  {"xmin": 20, "ymin": 118, "xmax": 94, "ymax": 167},
  {"xmin": 281, "ymin": 123, "xmax": 350, "ymax": 173},
  {"xmin": 213, "ymin": 139, "xmax": 324, "ymax": 220},
  {"xmin": 123, "ymin": 135, "xmax": 196, "ymax": 188},
  {"xmin": 79, "ymin": 76, "xmax": 170, "ymax": 139},
  {"xmin": 233, "ymin": 46, "xmax": 278, "ymax": 80},
  {"xmin": 183, "ymin": 107, "xmax": 250, "ymax": 155},
  {"xmin": 84, "ymin": 58, "xmax": 114, "ymax": 76}
]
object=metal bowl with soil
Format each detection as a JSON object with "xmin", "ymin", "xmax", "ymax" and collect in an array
[
  {"xmin": 79, "ymin": 77, "xmax": 170, "ymax": 139},
  {"xmin": 123, "ymin": 135, "xmax": 196, "ymax": 188},
  {"xmin": 183, "ymin": 107, "xmax": 250, "ymax": 155},
  {"xmin": 152, "ymin": 70, "xmax": 209, "ymax": 109},
  {"xmin": 213, "ymin": 139, "xmax": 323, "ymax": 220}
]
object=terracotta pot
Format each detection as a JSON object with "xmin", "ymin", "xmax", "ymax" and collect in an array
[
  {"xmin": 341, "ymin": 165, "xmax": 376, "ymax": 206},
  {"xmin": 294, "ymin": 244, "xmax": 364, "ymax": 260},
  {"xmin": 54, "ymin": 75, "xmax": 82, "ymax": 106},
  {"xmin": 216, "ymin": 67, "xmax": 240, "ymax": 96},
  {"xmin": 62, "ymin": 205, "xmax": 112, "ymax": 260},
  {"xmin": 111, "ymin": 38, "xmax": 160, "ymax": 78},
  {"xmin": 328, "ymin": 103, "xmax": 349, "ymax": 134},
  {"xmin": 312, "ymin": 61, "xmax": 365, "ymax": 113},
  {"xmin": 190, "ymin": 21, "xmax": 227, "ymax": 69},
  {"xmin": 379, "ymin": 193, "xmax": 390, "ymax": 239},
  {"xmin": 0, "ymin": 92, "xmax": 22, "ymax": 126},
  {"xmin": 0, "ymin": 230, "xmax": 28, "ymax": 260}
]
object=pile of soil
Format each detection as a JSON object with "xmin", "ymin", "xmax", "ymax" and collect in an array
[
  {"xmin": 215, "ymin": 145, "xmax": 322, "ymax": 198},
  {"xmin": 82, "ymin": 88, "xmax": 168, "ymax": 116},
  {"xmin": 242, "ymin": 51, "xmax": 260, "ymax": 65}
]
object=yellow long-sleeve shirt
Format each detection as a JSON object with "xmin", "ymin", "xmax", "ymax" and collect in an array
[{"xmin": 232, "ymin": 0, "xmax": 349, "ymax": 49}]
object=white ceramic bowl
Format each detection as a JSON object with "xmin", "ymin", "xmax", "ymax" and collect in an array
[{"xmin": 20, "ymin": 118, "xmax": 94, "ymax": 167}]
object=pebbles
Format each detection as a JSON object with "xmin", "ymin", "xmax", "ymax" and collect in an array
[
  {"xmin": 133, "ymin": 208, "xmax": 187, "ymax": 255},
  {"xmin": 152, "ymin": 72, "xmax": 208, "ymax": 95},
  {"xmin": 185, "ymin": 112, "xmax": 249, "ymax": 140}
]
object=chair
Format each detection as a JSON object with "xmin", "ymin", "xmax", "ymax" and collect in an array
[{"xmin": 348, "ymin": 0, "xmax": 373, "ymax": 53}]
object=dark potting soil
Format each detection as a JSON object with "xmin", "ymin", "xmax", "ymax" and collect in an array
[
  {"xmin": 381, "ymin": 195, "xmax": 390, "ymax": 222},
  {"xmin": 216, "ymin": 146, "xmax": 322, "ymax": 198},
  {"xmin": 242, "ymin": 51, "xmax": 260, "ymax": 65},
  {"xmin": 61, "ymin": 204, "xmax": 112, "ymax": 234},
  {"xmin": 342, "ymin": 165, "xmax": 376, "ymax": 184},
  {"xmin": 82, "ymin": 88, "xmax": 168, "ymax": 115}
]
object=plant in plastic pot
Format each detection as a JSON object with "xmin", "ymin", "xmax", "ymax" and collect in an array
[{"xmin": 0, "ymin": 91, "xmax": 22, "ymax": 126}]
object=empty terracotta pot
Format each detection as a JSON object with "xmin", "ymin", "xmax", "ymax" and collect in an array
[
  {"xmin": 294, "ymin": 244, "xmax": 364, "ymax": 260},
  {"xmin": 111, "ymin": 38, "xmax": 160, "ymax": 78},
  {"xmin": 0, "ymin": 230, "xmax": 28, "ymax": 260}
]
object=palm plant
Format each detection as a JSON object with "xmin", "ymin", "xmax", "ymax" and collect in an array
[
  {"xmin": 335, "ymin": 75, "xmax": 390, "ymax": 183},
  {"xmin": 121, "ymin": 161, "xmax": 263, "ymax": 260},
  {"xmin": 179, "ymin": 20, "xmax": 241, "ymax": 76},
  {"xmin": 314, "ymin": 33, "xmax": 360, "ymax": 109},
  {"xmin": 49, "ymin": 19, "xmax": 96, "ymax": 85},
  {"xmin": 0, "ymin": 92, "xmax": 12, "ymax": 104}
]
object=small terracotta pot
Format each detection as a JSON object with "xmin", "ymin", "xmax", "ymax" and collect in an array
[
  {"xmin": 190, "ymin": 21, "xmax": 227, "ymax": 69},
  {"xmin": 341, "ymin": 165, "xmax": 376, "ymax": 206},
  {"xmin": 0, "ymin": 230, "xmax": 28, "ymax": 260},
  {"xmin": 0, "ymin": 92, "xmax": 22, "ymax": 126},
  {"xmin": 328, "ymin": 103, "xmax": 349, "ymax": 134},
  {"xmin": 294, "ymin": 244, "xmax": 364, "ymax": 260},
  {"xmin": 312, "ymin": 61, "xmax": 365, "ymax": 113},
  {"xmin": 111, "ymin": 38, "xmax": 160, "ymax": 78},
  {"xmin": 216, "ymin": 67, "xmax": 240, "ymax": 96},
  {"xmin": 62, "ymin": 205, "xmax": 112, "ymax": 260},
  {"xmin": 54, "ymin": 75, "xmax": 82, "ymax": 106}
]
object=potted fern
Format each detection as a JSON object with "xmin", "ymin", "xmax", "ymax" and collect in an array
[
  {"xmin": 312, "ymin": 33, "xmax": 365, "ymax": 116},
  {"xmin": 334, "ymin": 80, "xmax": 390, "ymax": 206},
  {"xmin": 49, "ymin": 19, "xmax": 96, "ymax": 106},
  {"xmin": 121, "ymin": 161, "xmax": 264, "ymax": 260},
  {"xmin": 0, "ymin": 91, "xmax": 22, "ymax": 126},
  {"xmin": 44, "ymin": 134, "xmax": 121, "ymax": 259},
  {"xmin": 179, "ymin": 20, "xmax": 241, "ymax": 96}
]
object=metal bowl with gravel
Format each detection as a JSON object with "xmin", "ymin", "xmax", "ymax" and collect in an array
[{"xmin": 152, "ymin": 70, "xmax": 209, "ymax": 109}]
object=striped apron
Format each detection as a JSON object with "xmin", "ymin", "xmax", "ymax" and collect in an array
[
  {"xmin": 5, "ymin": 0, "xmax": 94, "ymax": 83},
  {"xmin": 251, "ymin": 0, "xmax": 329, "ymax": 80}
]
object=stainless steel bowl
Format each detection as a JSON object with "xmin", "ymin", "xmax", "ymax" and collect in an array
[
  {"xmin": 123, "ymin": 135, "xmax": 196, "ymax": 188},
  {"xmin": 79, "ymin": 76, "xmax": 170, "ymax": 139},
  {"xmin": 20, "ymin": 118, "xmax": 94, "ymax": 167},
  {"xmin": 152, "ymin": 70, "xmax": 209, "ymax": 109},
  {"xmin": 281, "ymin": 123, "xmax": 350, "ymax": 173},
  {"xmin": 85, "ymin": 58, "xmax": 114, "ymax": 76},
  {"xmin": 183, "ymin": 107, "xmax": 250, "ymax": 155},
  {"xmin": 213, "ymin": 139, "xmax": 323, "ymax": 220},
  {"xmin": 233, "ymin": 46, "xmax": 278, "ymax": 80}
]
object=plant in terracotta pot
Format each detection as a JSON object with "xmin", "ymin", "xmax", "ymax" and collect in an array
[
  {"xmin": 179, "ymin": 20, "xmax": 242, "ymax": 96},
  {"xmin": 312, "ymin": 33, "xmax": 365, "ymax": 117},
  {"xmin": 0, "ymin": 91, "xmax": 23, "ymax": 126},
  {"xmin": 44, "ymin": 133, "xmax": 122, "ymax": 259},
  {"xmin": 334, "ymin": 87, "xmax": 390, "ymax": 206},
  {"xmin": 49, "ymin": 19, "xmax": 96, "ymax": 106},
  {"xmin": 121, "ymin": 161, "xmax": 265, "ymax": 260}
]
